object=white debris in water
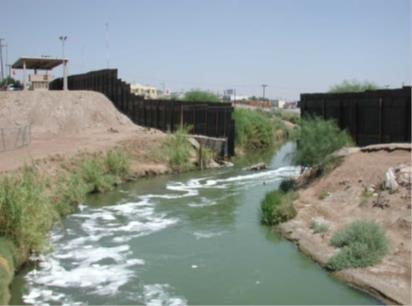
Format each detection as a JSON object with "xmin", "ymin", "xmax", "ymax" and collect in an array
[{"xmin": 191, "ymin": 265, "xmax": 198, "ymax": 269}]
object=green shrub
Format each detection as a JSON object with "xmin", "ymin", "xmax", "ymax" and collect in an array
[
  {"xmin": 293, "ymin": 117, "xmax": 352, "ymax": 169},
  {"xmin": 0, "ymin": 238, "xmax": 16, "ymax": 305},
  {"xmin": 326, "ymin": 221, "xmax": 388, "ymax": 271},
  {"xmin": 273, "ymin": 110, "xmax": 300, "ymax": 124},
  {"xmin": 79, "ymin": 159, "xmax": 114, "ymax": 193},
  {"xmin": 53, "ymin": 172, "xmax": 88, "ymax": 216},
  {"xmin": 329, "ymin": 80, "xmax": 380, "ymax": 93},
  {"xmin": 279, "ymin": 179, "xmax": 296, "ymax": 193},
  {"xmin": 105, "ymin": 150, "xmax": 130, "ymax": 178},
  {"xmin": 260, "ymin": 191, "xmax": 297, "ymax": 225},
  {"xmin": 233, "ymin": 108, "xmax": 274, "ymax": 152},
  {"xmin": 318, "ymin": 190, "xmax": 330, "ymax": 200},
  {"xmin": 0, "ymin": 167, "xmax": 56, "ymax": 252},
  {"xmin": 183, "ymin": 90, "xmax": 220, "ymax": 102},
  {"xmin": 310, "ymin": 220, "xmax": 329, "ymax": 234},
  {"xmin": 163, "ymin": 126, "xmax": 193, "ymax": 172},
  {"xmin": 198, "ymin": 146, "xmax": 215, "ymax": 169}
]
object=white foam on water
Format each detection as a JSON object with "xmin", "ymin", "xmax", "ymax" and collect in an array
[
  {"xmin": 166, "ymin": 166, "xmax": 301, "ymax": 196},
  {"xmin": 143, "ymin": 284, "xmax": 187, "ymax": 306},
  {"xmin": 187, "ymin": 196, "xmax": 217, "ymax": 208},
  {"xmin": 23, "ymin": 165, "xmax": 299, "ymax": 305},
  {"xmin": 193, "ymin": 231, "xmax": 225, "ymax": 239},
  {"xmin": 23, "ymin": 197, "xmax": 179, "ymax": 305}
]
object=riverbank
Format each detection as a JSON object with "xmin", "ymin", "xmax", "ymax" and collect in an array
[
  {"xmin": 0, "ymin": 91, "xmax": 188, "ymax": 304},
  {"xmin": 279, "ymin": 144, "xmax": 411, "ymax": 305}
]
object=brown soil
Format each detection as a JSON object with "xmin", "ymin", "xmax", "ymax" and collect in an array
[
  {"xmin": 0, "ymin": 91, "xmax": 169, "ymax": 175},
  {"xmin": 280, "ymin": 148, "xmax": 411, "ymax": 305}
]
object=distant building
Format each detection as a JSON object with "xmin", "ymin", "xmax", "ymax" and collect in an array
[
  {"xmin": 223, "ymin": 89, "xmax": 249, "ymax": 102},
  {"xmin": 130, "ymin": 83, "xmax": 158, "ymax": 99},
  {"xmin": 272, "ymin": 99, "xmax": 286, "ymax": 108}
]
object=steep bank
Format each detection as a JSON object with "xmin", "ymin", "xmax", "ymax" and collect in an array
[
  {"xmin": 279, "ymin": 145, "xmax": 411, "ymax": 305},
  {"xmin": 0, "ymin": 91, "xmax": 172, "ymax": 304},
  {"xmin": 0, "ymin": 91, "xmax": 169, "ymax": 174}
]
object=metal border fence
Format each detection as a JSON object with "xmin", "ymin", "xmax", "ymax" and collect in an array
[
  {"xmin": 50, "ymin": 69, "xmax": 235, "ymax": 156},
  {"xmin": 300, "ymin": 87, "xmax": 411, "ymax": 146}
]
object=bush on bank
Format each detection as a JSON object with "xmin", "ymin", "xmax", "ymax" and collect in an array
[
  {"xmin": 0, "ymin": 149, "xmax": 132, "ymax": 257},
  {"xmin": 0, "ymin": 167, "xmax": 57, "ymax": 253},
  {"xmin": 0, "ymin": 237, "xmax": 18, "ymax": 305},
  {"xmin": 233, "ymin": 108, "xmax": 274, "ymax": 152},
  {"xmin": 326, "ymin": 221, "xmax": 388, "ymax": 271},
  {"xmin": 293, "ymin": 116, "xmax": 352, "ymax": 170},
  {"xmin": 260, "ymin": 190, "xmax": 297, "ymax": 226},
  {"xmin": 162, "ymin": 126, "xmax": 193, "ymax": 172}
]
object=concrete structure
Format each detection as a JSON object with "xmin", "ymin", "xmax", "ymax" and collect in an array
[
  {"xmin": 272, "ymin": 99, "xmax": 286, "ymax": 108},
  {"xmin": 130, "ymin": 83, "xmax": 158, "ymax": 99},
  {"xmin": 29, "ymin": 74, "xmax": 53, "ymax": 90},
  {"xmin": 11, "ymin": 57, "xmax": 68, "ymax": 90}
]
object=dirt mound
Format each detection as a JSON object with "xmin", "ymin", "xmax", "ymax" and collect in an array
[
  {"xmin": 280, "ymin": 148, "xmax": 411, "ymax": 305},
  {"xmin": 0, "ymin": 91, "xmax": 135, "ymax": 137}
]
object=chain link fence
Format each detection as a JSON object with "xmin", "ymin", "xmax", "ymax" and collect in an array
[{"xmin": 0, "ymin": 125, "xmax": 31, "ymax": 152}]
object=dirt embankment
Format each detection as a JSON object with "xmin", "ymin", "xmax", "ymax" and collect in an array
[
  {"xmin": 279, "ymin": 146, "xmax": 411, "ymax": 305},
  {"xmin": 0, "ymin": 91, "xmax": 169, "ymax": 175}
]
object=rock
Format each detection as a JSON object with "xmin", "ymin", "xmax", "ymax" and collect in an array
[
  {"xmin": 207, "ymin": 159, "xmax": 221, "ymax": 169},
  {"xmin": 367, "ymin": 184, "xmax": 376, "ymax": 193},
  {"xmin": 220, "ymin": 161, "xmax": 234, "ymax": 167},
  {"xmin": 188, "ymin": 137, "xmax": 200, "ymax": 150},
  {"xmin": 384, "ymin": 167, "xmax": 399, "ymax": 192},
  {"xmin": 108, "ymin": 127, "xmax": 119, "ymax": 133},
  {"xmin": 394, "ymin": 165, "xmax": 411, "ymax": 187},
  {"xmin": 332, "ymin": 147, "xmax": 361, "ymax": 158},
  {"xmin": 243, "ymin": 162, "xmax": 267, "ymax": 171}
]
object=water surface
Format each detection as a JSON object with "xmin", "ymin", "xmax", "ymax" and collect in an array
[{"xmin": 11, "ymin": 143, "xmax": 379, "ymax": 305}]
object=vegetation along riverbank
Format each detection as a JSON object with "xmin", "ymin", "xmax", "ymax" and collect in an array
[
  {"xmin": 260, "ymin": 116, "xmax": 411, "ymax": 305},
  {"xmin": 0, "ymin": 91, "xmax": 294, "ymax": 304}
]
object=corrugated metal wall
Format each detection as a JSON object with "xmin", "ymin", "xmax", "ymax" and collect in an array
[
  {"xmin": 300, "ymin": 87, "xmax": 411, "ymax": 146},
  {"xmin": 50, "ymin": 69, "xmax": 235, "ymax": 156}
]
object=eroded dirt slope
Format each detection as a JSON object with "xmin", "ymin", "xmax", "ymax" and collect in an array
[{"xmin": 280, "ymin": 148, "xmax": 411, "ymax": 305}]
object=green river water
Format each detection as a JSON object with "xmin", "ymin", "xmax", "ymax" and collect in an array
[{"xmin": 10, "ymin": 143, "xmax": 379, "ymax": 305}]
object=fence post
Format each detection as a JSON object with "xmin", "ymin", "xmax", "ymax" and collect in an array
[
  {"xmin": 180, "ymin": 103, "xmax": 183, "ymax": 129},
  {"xmin": 322, "ymin": 99, "xmax": 326, "ymax": 119},
  {"xmin": 378, "ymin": 97, "xmax": 383, "ymax": 143},
  {"xmin": 354, "ymin": 100, "xmax": 359, "ymax": 144},
  {"xmin": 405, "ymin": 95, "xmax": 411, "ymax": 142}
]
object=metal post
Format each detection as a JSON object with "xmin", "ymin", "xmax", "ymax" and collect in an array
[
  {"xmin": 0, "ymin": 38, "xmax": 4, "ymax": 81},
  {"xmin": 261, "ymin": 84, "xmax": 268, "ymax": 99},
  {"xmin": 63, "ymin": 60, "xmax": 68, "ymax": 90}
]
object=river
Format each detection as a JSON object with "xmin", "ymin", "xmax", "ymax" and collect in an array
[{"xmin": 10, "ymin": 143, "xmax": 379, "ymax": 305}]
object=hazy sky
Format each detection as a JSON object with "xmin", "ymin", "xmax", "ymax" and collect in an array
[{"xmin": 1, "ymin": 0, "xmax": 411, "ymax": 99}]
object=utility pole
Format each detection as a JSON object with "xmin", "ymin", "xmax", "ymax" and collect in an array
[
  {"xmin": 59, "ymin": 35, "xmax": 67, "ymax": 58},
  {"xmin": 59, "ymin": 36, "xmax": 68, "ymax": 91},
  {"xmin": 4, "ymin": 43, "xmax": 9, "ymax": 78},
  {"xmin": 261, "ymin": 84, "xmax": 268, "ymax": 100},
  {"xmin": 0, "ymin": 38, "xmax": 4, "ymax": 82}
]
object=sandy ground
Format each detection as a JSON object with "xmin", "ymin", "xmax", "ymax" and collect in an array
[
  {"xmin": 279, "ymin": 148, "xmax": 411, "ymax": 305},
  {"xmin": 0, "ymin": 91, "xmax": 169, "ymax": 175}
]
